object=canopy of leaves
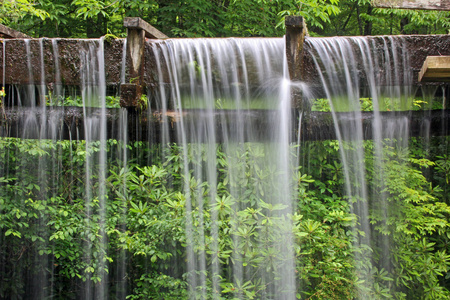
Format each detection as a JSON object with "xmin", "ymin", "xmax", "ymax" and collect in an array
[{"xmin": 2, "ymin": 0, "xmax": 449, "ymax": 38}]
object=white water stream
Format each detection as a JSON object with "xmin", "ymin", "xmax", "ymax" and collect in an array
[{"xmin": 0, "ymin": 35, "xmax": 426, "ymax": 299}]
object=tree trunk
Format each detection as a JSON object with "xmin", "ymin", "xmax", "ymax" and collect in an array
[
  {"xmin": 86, "ymin": 14, "xmax": 107, "ymax": 38},
  {"xmin": 400, "ymin": 17, "xmax": 409, "ymax": 34},
  {"xmin": 356, "ymin": 5, "xmax": 364, "ymax": 35},
  {"xmin": 364, "ymin": 5, "xmax": 373, "ymax": 35}
]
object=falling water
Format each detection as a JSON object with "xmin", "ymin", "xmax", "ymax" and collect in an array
[
  {"xmin": 79, "ymin": 38, "xmax": 108, "ymax": 299},
  {"xmin": 1, "ymin": 38, "xmax": 4, "ymax": 91},
  {"xmin": 51, "ymin": 39, "xmax": 63, "ymax": 106},
  {"xmin": 151, "ymin": 38, "xmax": 296, "ymax": 298},
  {"xmin": 307, "ymin": 36, "xmax": 413, "ymax": 298},
  {"xmin": 35, "ymin": 38, "xmax": 50, "ymax": 299},
  {"xmin": 2, "ymin": 32, "xmax": 448, "ymax": 299},
  {"xmin": 24, "ymin": 39, "xmax": 36, "ymax": 108},
  {"xmin": 116, "ymin": 38, "xmax": 129, "ymax": 299}
]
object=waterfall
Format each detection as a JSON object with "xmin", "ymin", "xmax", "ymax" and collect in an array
[
  {"xmin": 1, "ymin": 34, "xmax": 449, "ymax": 299},
  {"xmin": 151, "ymin": 37, "xmax": 297, "ymax": 298},
  {"xmin": 79, "ymin": 38, "xmax": 109, "ymax": 299},
  {"xmin": 307, "ymin": 36, "xmax": 413, "ymax": 299}
]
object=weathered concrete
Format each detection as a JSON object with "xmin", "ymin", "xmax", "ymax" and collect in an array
[
  {"xmin": 120, "ymin": 83, "xmax": 143, "ymax": 108},
  {"xmin": 2, "ymin": 35, "xmax": 450, "ymax": 89},
  {"xmin": 302, "ymin": 35, "xmax": 450, "ymax": 89},
  {"xmin": 285, "ymin": 16, "xmax": 309, "ymax": 110},
  {"xmin": 2, "ymin": 22, "xmax": 448, "ymax": 142},
  {"xmin": 124, "ymin": 26, "xmax": 145, "ymax": 83},
  {"xmin": 1, "ymin": 107, "xmax": 448, "ymax": 141},
  {"xmin": 121, "ymin": 18, "xmax": 168, "ymax": 109},
  {"xmin": 0, "ymin": 38, "xmax": 124, "ymax": 85},
  {"xmin": 285, "ymin": 16, "xmax": 307, "ymax": 81}
]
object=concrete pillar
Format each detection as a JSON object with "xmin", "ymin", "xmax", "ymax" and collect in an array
[
  {"xmin": 285, "ymin": 16, "xmax": 308, "ymax": 110},
  {"xmin": 120, "ymin": 17, "xmax": 167, "ymax": 109},
  {"xmin": 285, "ymin": 16, "xmax": 307, "ymax": 82}
]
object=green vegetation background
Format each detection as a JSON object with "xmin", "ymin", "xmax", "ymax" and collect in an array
[{"xmin": 2, "ymin": 0, "xmax": 450, "ymax": 38}]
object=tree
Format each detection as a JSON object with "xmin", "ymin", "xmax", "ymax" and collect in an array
[
  {"xmin": 0, "ymin": 0, "xmax": 49, "ymax": 26},
  {"xmin": 321, "ymin": 0, "xmax": 450, "ymax": 36}
]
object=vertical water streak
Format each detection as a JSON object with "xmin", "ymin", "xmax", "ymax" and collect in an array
[
  {"xmin": 120, "ymin": 39, "xmax": 127, "ymax": 85},
  {"xmin": 36, "ymin": 38, "xmax": 50, "ymax": 299},
  {"xmin": 154, "ymin": 40, "xmax": 198, "ymax": 295},
  {"xmin": 51, "ymin": 39, "xmax": 63, "ymax": 106},
  {"xmin": 1, "ymin": 38, "xmax": 4, "ymax": 90},
  {"xmin": 24, "ymin": 39, "xmax": 36, "ymax": 108},
  {"xmin": 150, "ymin": 42, "xmax": 173, "ymax": 151},
  {"xmin": 97, "ymin": 37, "xmax": 108, "ymax": 300},
  {"xmin": 38, "ymin": 39, "xmax": 47, "ymax": 108},
  {"xmin": 354, "ymin": 37, "xmax": 391, "ymax": 281},
  {"xmin": 23, "ymin": 40, "xmax": 39, "ymax": 139},
  {"xmin": 1, "ymin": 38, "xmax": 5, "ymax": 134},
  {"xmin": 400, "ymin": 38, "xmax": 413, "ymax": 106},
  {"xmin": 80, "ymin": 39, "xmax": 108, "ymax": 299},
  {"xmin": 378, "ymin": 37, "xmax": 412, "ymax": 281},
  {"xmin": 81, "ymin": 40, "xmax": 94, "ymax": 300},
  {"xmin": 308, "ymin": 38, "xmax": 366, "ymax": 208},
  {"xmin": 49, "ymin": 39, "xmax": 66, "ymax": 215},
  {"xmin": 275, "ymin": 51, "xmax": 296, "ymax": 298},
  {"xmin": 116, "ymin": 38, "xmax": 128, "ymax": 299}
]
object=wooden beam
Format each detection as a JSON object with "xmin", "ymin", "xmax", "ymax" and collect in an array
[
  {"xmin": 372, "ymin": 0, "xmax": 450, "ymax": 11},
  {"xmin": 419, "ymin": 56, "xmax": 450, "ymax": 82},
  {"xmin": 123, "ymin": 17, "xmax": 168, "ymax": 39},
  {"xmin": 0, "ymin": 24, "xmax": 30, "ymax": 39}
]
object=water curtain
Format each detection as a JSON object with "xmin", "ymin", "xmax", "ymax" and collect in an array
[
  {"xmin": 1, "ymin": 35, "xmax": 448, "ymax": 299},
  {"xmin": 151, "ymin": 38, "xmax": 295, "ymax": 298}
]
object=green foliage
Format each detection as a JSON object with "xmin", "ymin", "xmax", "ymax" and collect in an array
[
  {"xmin": 278, "ymin": 0, "xmax": 341, "ymax": 30},
  {"xmin": 321, "ymin": 0, "xmax": 450, "ymax": 36},
  {"xmin": 48, "ymin": 95, "xmax": 120, "ymax": 108},
  {"xmin": 0, "ymin": 135, "xmax": 449, "ymax": 298},
  {"xmin": 0, "ymin": 0, "xmax": 49, "ymax": 25},
  {"xmin": 0, "ymin": 138, "xmax": 114, "ymax": 298},
  {"xmin": 365, "ymin": 141, "xmax": 450, "ymax": 299},
  {"xmin": 126, "ymin": 272, "xmax": 187, "ymax": 299},
  {"xmin": 108, "ymin": 163, "xmax": 187, "ymax": 299},
  {"xmin": 3, "ymin": 0, "xmax": 450, "ymax": 38},
  {"xmin": 373, "ymin": 7, "xmax": 450, "ymax": 35}
]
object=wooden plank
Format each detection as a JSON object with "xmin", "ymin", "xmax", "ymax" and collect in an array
[
  {"xmin": 372, "ymin": 0, "xmax": 450, "ymax": 10},
  {"xmin": 124, "ymin": 17, "xmax": 168, "ymax": 39},
  {"xmin": 0, "ymin": 24, "xmax": 30, "ymax": 39},
  {"xmin": 418, "ymin": 56, "xmax": 450, "ymax": 82}
]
